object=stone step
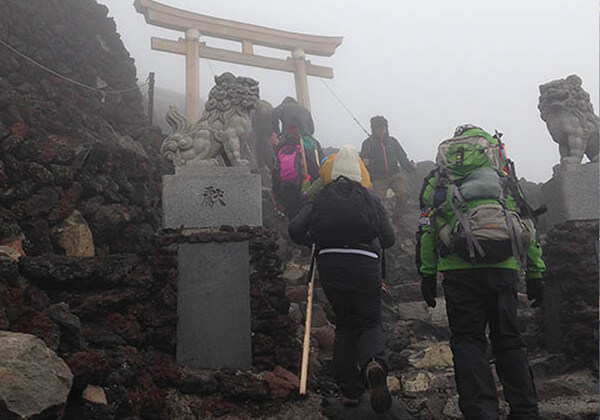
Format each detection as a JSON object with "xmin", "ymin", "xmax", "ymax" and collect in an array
[{"xmin": 388, "ymin": 282, "xmax": 422, "ymax": 303}]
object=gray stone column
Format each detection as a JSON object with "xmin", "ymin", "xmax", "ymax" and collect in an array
[
  {"xmin": 163, "ymin": 166, "xmax": 261, "ymax": 368},
  {"xmin": 163, "ymin": 166, "xmax": 261, "ymax": 229},
  {"xmin": 176, "ymin": 241, "xmax": 252, "ymax": 368},
  {"xmin": 539, "ymin": 162, "xmax": 599, "ymax": 231}
]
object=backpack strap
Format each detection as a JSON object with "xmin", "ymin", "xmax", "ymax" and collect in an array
[
  {"xmin": 503, "ymin": 165, "xmax": 543, "ymax": 245},
  {"xmin": 448, "ymin": 183, "xmax": 486, "ymax": 262},
  {"xmin": 498, "ymin": 185, "xmax": 526, "ymax": 269}
]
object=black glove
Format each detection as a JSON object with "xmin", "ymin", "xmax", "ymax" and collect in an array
[
  {"xmin": 420, "ymin": 275, "xmax": 437, "ymax": 308},
  {"xmin": 526, "ymin": 278, "xmax": 544, "ymax": 308}
]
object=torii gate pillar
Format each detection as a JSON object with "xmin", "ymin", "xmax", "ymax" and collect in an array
[
  {"xmin": 185, "ymin": 29, "xmax": 200, "ymax": 122},
  {"xmin": 292, "ymin": 48, "xmax": 311, "ymax": 111},
  {"xmin": 135, "ymin": 0, "xmax": 343, "ymax": 123}
]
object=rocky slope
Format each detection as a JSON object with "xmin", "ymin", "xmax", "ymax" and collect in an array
[
  {"xmin": 0, "ymin": 0, "xmax": 166, "ymax": 258},
  {"xmin": 0, "ymin": 1, "xmax": 596, "ymax": 419},
  {"xmin": 0, "ymin": 1, "xmax": 300, "ymax": 418}
]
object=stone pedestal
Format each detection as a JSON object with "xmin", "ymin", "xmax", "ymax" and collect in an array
[
  {"xmin": 176, "ymin": 242, "xmax": 252, "ymax": 368},
  {"xmin": 540, "ymin": 163, "xmax": 599, "ymax": 231},
  {"xmin": 164, "ymin": 166, "xmax": 261, "ymax": 369},
  {"xmin": 541, "ymin": 221, "xmax": 599, "ymax": 364},
  {"xmin": 163, "ymin": 167, "xmax": 262, "ymax": 228}
]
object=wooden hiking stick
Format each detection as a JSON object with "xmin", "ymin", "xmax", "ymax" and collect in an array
[
  {"xmin": 299, "ymin": 137, "xmax": 310, "ymax": 180},
  {"xmin": 299, "ymin": 244, "xmax": 317, "ymax": 395}
]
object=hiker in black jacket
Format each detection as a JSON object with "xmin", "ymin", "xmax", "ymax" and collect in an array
[
  {"xmin": 273, "ymin": 96, "xmax": 315, "ymax": 136},
  {"xmin": 360, "ymin": 115, "xmax": 415, "ymax": 223},
  {"xmin": 288, "ymin": 145, "xmax": 395, "ymax": 413}
]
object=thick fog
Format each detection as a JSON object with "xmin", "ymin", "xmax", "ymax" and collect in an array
[{"xmin": 100, "ymin": 0, "xmax": 599, "ymax": 183}]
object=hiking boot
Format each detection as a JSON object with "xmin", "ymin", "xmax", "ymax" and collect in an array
[
  {"xmin": 341, "ymin": 396, "xmax": 361, "ymax": 407},
  {"xmin": 365, "ymin": 360, "xmax": 392, "ymax": 413}
]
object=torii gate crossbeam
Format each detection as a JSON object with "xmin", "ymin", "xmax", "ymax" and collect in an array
[{"xmin": 134, "ymin": 0, "xmax": 343, "ymax": 122}]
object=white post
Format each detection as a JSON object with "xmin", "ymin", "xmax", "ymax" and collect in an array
[
  {"xmin": 292, "ymin": 48, "xmax": 311, "ymax": 111},
  {"xmin": 185, "ymin": 28, "xmax": 201, "ymax": 123}
]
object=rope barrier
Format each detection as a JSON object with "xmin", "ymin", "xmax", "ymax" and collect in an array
[
  {"xmin": 204, "ymin": 58, "xmax": 216, "ymax": 78},
  {"xmin": 319, "ymin": 77, "xmax": 370, "ymax": 136},
  {"xmin": 0, "ymin": 37, "xmax": 149, "ymax": 94}
]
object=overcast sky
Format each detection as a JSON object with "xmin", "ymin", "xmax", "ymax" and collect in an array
[{"xmin": 99, "ymin": 0, "xmax": 599, "ymax": 183}]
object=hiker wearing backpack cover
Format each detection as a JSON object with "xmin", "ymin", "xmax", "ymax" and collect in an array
[
  {"xmin": 288, "ymin": 145, "xmax": 395, "ymax": 413},
  {"xmin": 416, "ymin": 124, "xmax": 546, "ymax": 420},
  {"xmin": 273, "ymin": 97, "xmax": 323, "ymax": 181},
  {"xmin": 360, "ymin": 115, "xmax": 416, "ymax": 224},
  {"xmin": 271, "ymin": 125, "xmax": 309, "ymax": 219}
]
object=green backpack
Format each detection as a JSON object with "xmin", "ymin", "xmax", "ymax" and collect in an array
[{"xmin": 432, "ymin": 132, "xmax": 534, "ymax": 265}]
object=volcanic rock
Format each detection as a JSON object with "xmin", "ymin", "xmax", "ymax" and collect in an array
[
  {"xmin": 47, "ymin": 301, "xmax": 85, "ymax": 350},
  {"xmin": 0, "ymin": 331, "xmax": 73, "ymax": 419},
  {"xmin": 262, "ymin": 365, "xmax": 300, "ymax": 399},
  {"xmin": 50, "ymin": 209, "xmax": 95, "ymax": 257},
  {"xmin": 82, "ymin": 384, "xmax": 108, "ymax": 405}
]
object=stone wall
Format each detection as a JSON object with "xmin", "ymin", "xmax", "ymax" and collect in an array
[{"xmin": 0, "ymin": 226, "xmax": 299, "ymax": 418}]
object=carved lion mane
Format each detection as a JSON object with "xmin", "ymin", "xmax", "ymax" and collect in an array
[
  {"xmin": 538, "ymin": 74, "xmax": 599, "ymax": 164},
  {"xmin": 161, "ymin": 72, "xmax": 259, "ymax": 167}
]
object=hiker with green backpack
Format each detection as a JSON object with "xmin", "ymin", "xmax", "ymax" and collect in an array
[{"xmin": 416, "ymin": 124, "xmax": 546, "ymax": 420}]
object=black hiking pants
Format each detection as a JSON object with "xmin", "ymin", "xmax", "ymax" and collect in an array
[
  {"xmin": 442, "ymin": 268, "xmax": 539, "ymax": 420},
  {"xmin": 318, "ymin": 253, "xmax": 388, "ymax": 399}
]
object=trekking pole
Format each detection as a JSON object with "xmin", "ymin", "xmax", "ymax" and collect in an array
[
  {"xmin": 299, "ymin": 137, "xmax": 310, "ymax": 180},
  {"xmin": 299, "ymin": 243, "xmax": 317, "ymax": 395}
]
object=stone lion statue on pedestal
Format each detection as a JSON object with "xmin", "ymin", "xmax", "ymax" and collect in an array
[
  {"xmin": 161, "ymin": 72, "xmax": 259, "ymax": 168},
  {"xmin": 538, "ymin": 74, "xmax": 599, "ymax": 165}
]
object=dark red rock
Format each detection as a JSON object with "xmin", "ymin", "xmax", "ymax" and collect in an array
[
  {"xmin": 144, "ymin": 349, "xmax": 182, "ymax": 388},
  {"xmin": 311, "ymin": 324, "xmax": 335, "ymax": 354},
  {"xmin": 218, "ymin": 370, "xmax": 270, "ymax": 401},
  {"xmin": 9, "ymin": 121, "xmax": 29, "ymax": 137},
  {"xmin": 128, "ymin": 370, "xmax": 167, "ymax": 420},
  {"xmin": 77, "ymin": 288, "xmax": 147, "ymax": 318},
  {"xmin": 88, "ymin": 203, "xmax": 131, "ymax": 242},
  {"xmin": 25, "ymin": 285, "xmax": 50, "ymax": 311},
  {"xmin": 21, "ymin": 218, "xmax": 53, "ymax": 255},
  {"xmin": 181, "ymin": 369, "xmax": 219, "ymax": 395},
  {"xmin": 262, "ymin": 366, "xmax": 299, "ymax": 400},
  {"xmin": 32, "ymin": 135, "xmax": 81, "ymax": 165},
  {"xmin": 48, "ymin": 182, "xmax": 82, "ymax": 224},
  {"xmin": 0, "ymin": 258, "xmax": 19, "ymax": 285},
  {"xmin": 285, "ymin": 285, "xmax": 308, "ymax": 305},
  {"xmin": 0, "ymin": 308, "xmax": 9, "ymax": 329},
  {"xmin": 100, "ymin": 312, "xmax": 144, "ymax": 346},
  {"xmin": 9, "ymin": 308, "xmax": 60, "ymax": 351},
  {"xmin": 24, "ymin": 186, "xmax": 59, "ymax": 216},
  {"xmin": 67, "ymin": 349, "xmax": 110, "ymax": 390},
  {"xmin": 0, "ymin": 159, "xmax": 7, "ymax": 185}
]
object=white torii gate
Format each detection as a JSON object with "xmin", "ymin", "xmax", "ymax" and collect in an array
[{"xmin": 134, "ymin": 0, "xmax": 343, "ymax": 122}]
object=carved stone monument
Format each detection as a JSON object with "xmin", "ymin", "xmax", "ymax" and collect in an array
[
  {"xmin": 538, "ymin": 74, "xmax": 599, "ymax": 231},
  {"xmin": 538, "ymin": 74, "xmax": 599, "ymax": 166},
  {"xmin": 537, "ymin": 75, "xmax": 599, "ymax": 355},
  {"xmin": 162, "ymin": 73, "xmax": 262, "ymax": 368}
]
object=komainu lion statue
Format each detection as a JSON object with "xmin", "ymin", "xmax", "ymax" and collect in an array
[
  {"xmin": 538, "ymin": 74, "xmax": 599, "ymax": 165},
  {"xmin": 161, "ymin": 72, "xmax": 259, "ymax": 168}
]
